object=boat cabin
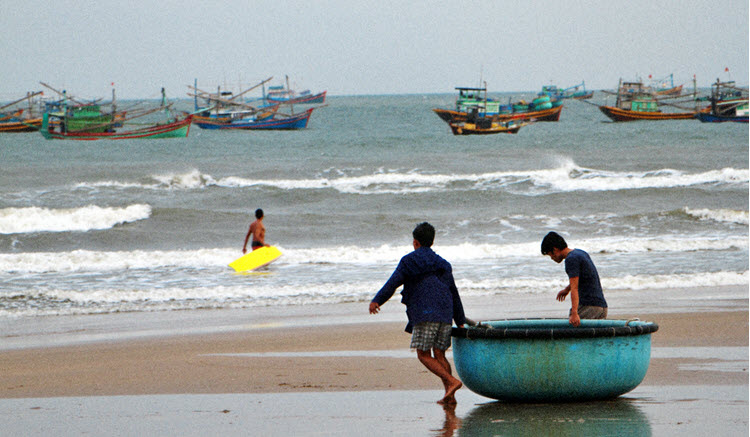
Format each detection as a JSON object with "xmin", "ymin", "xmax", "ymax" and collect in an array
[{"xmin": 454, "ymin": 87, "xmax": 501, "ymax": 115}]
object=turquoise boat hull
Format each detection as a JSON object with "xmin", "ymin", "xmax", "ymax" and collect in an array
[{"xmin": 452, "ymin": 319, "xmax": 658, "ymax": 402}]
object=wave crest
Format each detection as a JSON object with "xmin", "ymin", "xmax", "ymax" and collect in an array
[
  {"xmin": 72, "ymin": 162, "xmax": 748, "ymax": 195},
  {"xmin": 0, "ymin": 204, "xmax": 152, "ymax": 234}
]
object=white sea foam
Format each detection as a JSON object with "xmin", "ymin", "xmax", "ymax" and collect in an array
[
  {"xmin": 1, "ymin": 270, "xmax": 746, "ymax": 318},
  {"xmin": 70, "ymin": 162, "xmax": 749, "ymax": 195},
  {"xmin": 0, "ymin": 247, "xmax": 233, "ymax": 273},
  {"xmin": 219, "ymin": 164, "xmax": 749, "ymax": 194},
  {"xmin": 0, "ymin": 204, "xmax": 152, "ymax": 234},
  {"xmin": 685, "ymin": 207, "xmax": 749, "ymax": 225},
  {"xmin": 0, "ymin": 235, "xmax": 745, "ymax": 274}
]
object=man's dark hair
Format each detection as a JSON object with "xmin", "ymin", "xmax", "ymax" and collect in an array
[
  {"xmin": 413, "ymin": 222, "xmax": 435, "ymax": 247},
  {"xmin": 541, "ymin": 231, "xmax": 567, "ymax": 255},
  {"xmin": 255, "ymin": 209, "xmax": 264, "ymax": 219}
]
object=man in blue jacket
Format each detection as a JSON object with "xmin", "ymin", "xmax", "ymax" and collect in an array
[{"xmin": 369, "ymin": 222, "xmax": 466, "ymax": 404}]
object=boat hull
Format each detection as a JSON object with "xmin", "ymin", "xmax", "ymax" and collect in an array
[
  {"xmin": 571, "ymin": 91, "xmax": 594, "ymax": 100},
  {"xmin": 599, "ymin": 105, "xmax": 695, "ymax": 122},
  {"xmin": 695, "ymin": 112, "xmax": 749, "ymax": 123},
  {"xmin": 41, "ymin": 114, "xmax": 192, "ymax": 140},
  {"xmin": 655, "ymin": 84, "xmax": 683, "ymax": 96},
  {"xmin": 194, "ymin": 109, "xmax": 314, "ymax": 130},
  {"xmin": 266, "ymin": 91, "xmax": 326, "ymax": 105},
  {"xmin": 0, "ymin": 118, "xmax": 42, "ymax": 132},
  {"xmin": 452, "ymin": 319, "xmax": 658, "ymax": 402},
  {"xmin": 434, "ymin": 105, "xmax": 562, "ymax": 124},
  {"xmin": 449, "ymin": 122, "xmax": 522, "ymax": 135}
]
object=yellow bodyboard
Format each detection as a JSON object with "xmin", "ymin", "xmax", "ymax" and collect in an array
[{"xmin": 229, "ymin": 246, "xmax": 282, "ymax": 272}]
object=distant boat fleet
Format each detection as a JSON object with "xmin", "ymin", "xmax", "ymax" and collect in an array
[
  {"xmin": 1, "ymin": 72, "xmax": 746, "ymax": 139},
  {"xmin": 432, "ymin": 74, "xmax": 747, "ymax": 135},
  {"xmin": 0, "ymin": 76, "xmax": 327, "ymax": 140},
  {"xmin": 189, "ymin": 75, "xmax": 326, "ymax": 131}
]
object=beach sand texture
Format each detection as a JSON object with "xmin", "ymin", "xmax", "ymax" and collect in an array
[
  {"xmin": 1, "ymin": 287, "xmax": 747, "ymax": 436},
  {"xmin": 0, "ymin": 310, "xmax": 747, "ymax": 398}
]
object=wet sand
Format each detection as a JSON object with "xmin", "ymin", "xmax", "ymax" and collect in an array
[
  {"xmin": 0, "ymin": 286, "xmax": 747, "ymax": 435},
  {"xmin": 0, "ymin": 310, "xmax": 747, "ymax": 398}
]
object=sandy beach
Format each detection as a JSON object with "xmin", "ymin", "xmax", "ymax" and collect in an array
[
  {"xmin": 1, "ymin": 286, "xmax": 747, "ymax": 435},
  {"xmin": 0, "ymin": 310, "xmax": 747, "ymax": 398}
]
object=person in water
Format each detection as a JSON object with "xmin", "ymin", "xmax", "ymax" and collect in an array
[
  {"xmin": 242, "ymin": 208, "xmax": 269, "ymax": 254},
  {"xmin": 369, "ymin": 222, "xmax": 466, "ymax": 404},
  {"xmin": 541, "ymin": 231, "xmax": 608, "ymax": 327}
]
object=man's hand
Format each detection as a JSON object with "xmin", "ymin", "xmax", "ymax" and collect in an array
[
  {"xmin": 569, "ymin": 312, "xmax": 581, "ymax": 327},
  {"xmin": 556, "ymin": 289, "xmax": 569, "ymax": 302},
  {"xmin": 369, "ymin": 302, "xmax": 380, "ymax": 314}
]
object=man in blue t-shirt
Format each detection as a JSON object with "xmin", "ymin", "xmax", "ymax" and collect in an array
[{"xmin": 541, "ymin": 231, "xmax": 608, "ymax": 327}]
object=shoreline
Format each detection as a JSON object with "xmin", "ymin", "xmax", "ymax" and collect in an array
[
  {"xmin": 1, "ymin": 285, "xmax": 747, "ymax": 435},
  {"xmin": 1, "ymin": 284, "xmax": 746, "ymax": 351},
  {"xmin": 1, "ymin": 309, "xmax": 746, "ymax": 398}
]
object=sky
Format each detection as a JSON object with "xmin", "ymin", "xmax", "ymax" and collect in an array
[{"xmin": 1, "ymin": 0, "xmax": 748, "ymax": 99}]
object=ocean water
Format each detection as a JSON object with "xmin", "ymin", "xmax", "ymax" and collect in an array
[{"xmin": 0, "ymin": 93, "xmax": 747, "ymax": 318}]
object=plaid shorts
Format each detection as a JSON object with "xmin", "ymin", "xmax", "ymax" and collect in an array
[{"xmin": 410, "ymin": 322, "xmax": 453, "ymax": 351}]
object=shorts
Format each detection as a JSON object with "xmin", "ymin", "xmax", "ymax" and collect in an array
[
  {"xmin": 573, "ymin": 306, "xmax": 608, "ymax": 319},
  {"xmin": 410, "ymin": 322, "xmax": 453, "ymax": 351}
]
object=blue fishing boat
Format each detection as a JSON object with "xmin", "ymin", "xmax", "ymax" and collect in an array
[
  {"xmin": 266, "ymin": 87, "xmax": 326, "ymax": 104},
  {"xmin": 451, "ymin": 318, "xmax": 658, "ymax": 402},
  {"xmin": 695, "ymin": 79, "xmax": 748, "ymax": 123},
  {"xmin": 264, "ymin": 75, "xmax": 326, "ymax": 105},
  {"xmin": 539, "ymin": 82, "xmax": 593, "ymax": 100},
  {"xmin": 190, "ymin": 78, "xmax": 319, "ymax": 130},
  {"xmin": 193, "ymin": 107, "xmax": 315, "ymax": 130}
]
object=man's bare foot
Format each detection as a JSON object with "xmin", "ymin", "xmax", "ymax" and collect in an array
[{"xmin": 437, "ymin": 379, "xmax": 462, "ymax": 404}]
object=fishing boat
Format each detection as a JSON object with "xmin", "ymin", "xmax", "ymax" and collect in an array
[
  {"xmin": 650, "ymin": 73, "xmax": 683, "ymax": 96},
  {"xmin": 449, "ymin": 118, "xmax": 525, "ymax": 135},
  {"xmin": 433, "ymin": 85, "xmax": 563, "ymax": 124},
  {"xmin": 539, "ymin": 82, "xmax": 593, "ymax": 100},
  {"xmin": 193, "ymin": 108, "xmax": 315, "ymax": 130},
  {"xmin": 190, "ymin": 78, "xmax": 319, "ymax": 130},
  {"xmin": 41, "ymin": 113, "xmax": 192, "ymax": 140},
  {"xmin": 451, "ymin": 318, "xmax": 659, "ymax": 402},
  {"xmin": 264, "ymin": 76, "xmax": 326, "ymax": 104},
  {"xmin": 435, "ymin": 105, "xmax": 562, "ymax": 124},
  {"xmin": 596, "ymin": 78, "xmax": 696, "ymax": 121},
  {"xmin": 695, "ymin": 79, "xmax": 748, "ymax": 123},
  {"xmin": 41, "ymin": 88, "xmax": 191, "ymax": 140},
  {"xmin": 0, "ymin": 91, "xmax": 45, "ymax": 132},
  {"xmin": 266, "ymin": 87, "xmax": 326, "ymax": 104},
  {"xmin": 0, "ymin": 110, "xmax": 43, "ymax": 132}
]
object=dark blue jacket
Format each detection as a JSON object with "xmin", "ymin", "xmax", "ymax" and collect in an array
[{"xmin": 372, "ymin": 247, "xmax": 466, "ymax": 333}]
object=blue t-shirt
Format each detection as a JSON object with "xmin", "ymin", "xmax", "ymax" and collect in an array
[{"xmin": 564, "ymin": 248, "xmax": 607, "ymax": 308}]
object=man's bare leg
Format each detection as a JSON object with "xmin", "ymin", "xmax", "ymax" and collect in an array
[
  {"xmin": 416, "ymin": 349, "xmax": 462, "ymax": 404},
  {"xmin": 433, "ymin": 348, "xmax": 460, "ymax": 404}
]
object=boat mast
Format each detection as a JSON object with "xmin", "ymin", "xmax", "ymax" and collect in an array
[
  {"xmin": 286, "ymin": 75, "xmax": 294, "ymax": 115},
  {"xmin": 483, "ymin": 81, "xmax": 488, "ymax": 117},
  {"xmin": 693, "ymin": 75, "xmax": 698, "ymax": 112},
  {"xmin": 194, "ymin": 79, "xmax": 199, "ymax": 112},
  {"xmin": 27, "ymin": 91, "xmax": 33, "ymax": 117}
]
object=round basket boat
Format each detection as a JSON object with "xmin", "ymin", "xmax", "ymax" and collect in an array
[{"xmin": 451, "ymin": 319, "xmax": 658, "ymax": 402}]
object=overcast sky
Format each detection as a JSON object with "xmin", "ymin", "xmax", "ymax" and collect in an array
[{"xmin": 1, "ymin": 0, "xmax": 747, "ymax": 99}]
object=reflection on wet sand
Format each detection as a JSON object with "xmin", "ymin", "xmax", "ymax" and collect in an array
[
  {"xmin": 453, "ymin": 398, "xmax": 650, "ymax": 436},
  {"xmin": 432, "ymin": 403, "xmax": 462, "ymax": 437}
]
